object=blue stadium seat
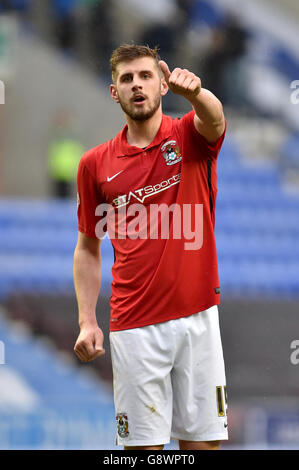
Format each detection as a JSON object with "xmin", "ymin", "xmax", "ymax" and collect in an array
[
  {"xmin": 279, "ymin": 134, "xmax": 299, "ymax": 169},
  {"xmin": 0, "ymin": 315, "xmax": 116, "ymax": 449},
  {"xmin": 0, "ymin": 137, "xmax": 298, "ymax": 301},
  {"xmin": 189, "ymin": 0, "xmax": 225, "ymax": 28}
]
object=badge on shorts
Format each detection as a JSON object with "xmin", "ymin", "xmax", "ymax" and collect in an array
[{"xmin": 116, "ymin": 412, "xmax": 129, "ymax": 438}]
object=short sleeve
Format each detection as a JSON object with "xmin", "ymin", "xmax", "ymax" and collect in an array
[
  {"xmin": 77, "ymin": 154, "xmax": 103, "ymax": 238},
  {"xmin": 179, "ymin": 110, "xmax": 226, "ymax": 161}
]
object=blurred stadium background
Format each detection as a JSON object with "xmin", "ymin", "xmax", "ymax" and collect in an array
[{"xmin": 0, "ymin": 0, "xmax": 299, "ymax": 450}]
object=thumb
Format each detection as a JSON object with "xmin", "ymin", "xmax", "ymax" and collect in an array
[
  {"xmin": 94, "ymin": 332, "xmax": 105, "ymax": 354},
  {"xmin": 159, "ymin": 60, "xmax": 171, "ymax": 83}
]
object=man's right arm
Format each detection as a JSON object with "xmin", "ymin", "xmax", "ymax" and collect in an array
[{"xmin": 73, "ymin": 231, "xmax": 105, "ymax": 362}]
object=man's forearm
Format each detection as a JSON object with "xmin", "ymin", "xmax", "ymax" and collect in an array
[
  {"xmin": 189, "ymin": 88, "xmax": 224, "ymax": 127},
  {"xmin": 73, "ymin": 245, "xmax": 101, "ymax": 328},
  {"xmin": 159, "ymin": 60, "xmax": 225, "ymax": 141}
]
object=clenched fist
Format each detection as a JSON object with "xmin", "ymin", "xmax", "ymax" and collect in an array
[
  {"xmin": 159, "ymin": 60, "xmax": 201, "ymax": 101},
  {"xmin": 74, "ymin": 323, "xmax": 105, "ymax": 362}
]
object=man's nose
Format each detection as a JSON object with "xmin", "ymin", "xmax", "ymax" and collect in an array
[{"xmin": 131, "ymin": 77, "xmax": 142, "ymax": 90}]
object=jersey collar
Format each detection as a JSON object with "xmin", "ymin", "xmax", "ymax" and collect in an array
[{"xmin": 114, "ymin": 114, "xmax": 173, "ymax": 158}]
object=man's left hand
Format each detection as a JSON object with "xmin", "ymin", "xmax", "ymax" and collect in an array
[{"xmin": 159, "ymin": 60, "xmax": 201, "ymax": 101}]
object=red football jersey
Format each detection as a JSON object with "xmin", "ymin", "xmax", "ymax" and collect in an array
[{"xmin": 77, "ymin": 110, "xmax": 225, "ymax": 331}]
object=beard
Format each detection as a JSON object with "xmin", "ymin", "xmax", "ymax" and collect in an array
[{"xmin": 118, "ymin": 92, "xmax": 161, "ymax": 121}]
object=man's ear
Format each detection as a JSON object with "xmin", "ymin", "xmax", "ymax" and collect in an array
[
  {"xmin": 110, "ymin": 84, "xmax": 120, "ymax": 103},
  {"xmin": 160, "ymin": 78, "xmax": 169, "ymax": 97}
]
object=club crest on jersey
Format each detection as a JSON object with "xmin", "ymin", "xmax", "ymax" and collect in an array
[
  {"xmin": 161, "ymin": 140, "xmax": 182, "ymax": 165},
  {"xmin": 116, "ymin": 412, "xmax": 129, "ymax": 438}
]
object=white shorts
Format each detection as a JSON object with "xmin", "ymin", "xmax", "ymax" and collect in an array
[{"xmin": 109, "ymin": 305, "xmax": 228, "ymax": 447}]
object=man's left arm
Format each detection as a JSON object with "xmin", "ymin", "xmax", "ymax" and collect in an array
[{"xmin": 159, "ymin": 60, "xmax": 225, "ymax": 143}]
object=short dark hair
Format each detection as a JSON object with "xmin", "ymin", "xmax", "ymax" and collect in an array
[{"xmin": 110, "ymin": 43, "xmax": 161, "ymax": 82}]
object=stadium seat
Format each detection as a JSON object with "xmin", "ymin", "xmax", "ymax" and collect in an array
[
  {"xmin": 0, "ymin": 314, "xmax": 116, "ymax": 449},
  {"xmin": 0, "ymin": 137, "xmax": 298, "ymax": 300}
]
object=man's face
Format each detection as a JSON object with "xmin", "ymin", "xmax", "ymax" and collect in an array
[{"xmin": 110, "ymin": 57, "xmax": 167, "ymax": 121}]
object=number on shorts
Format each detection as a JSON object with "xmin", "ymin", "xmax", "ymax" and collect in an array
[{"xmin": 216, "ymin": 385, "xmax": 227, "ymax": 417}]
